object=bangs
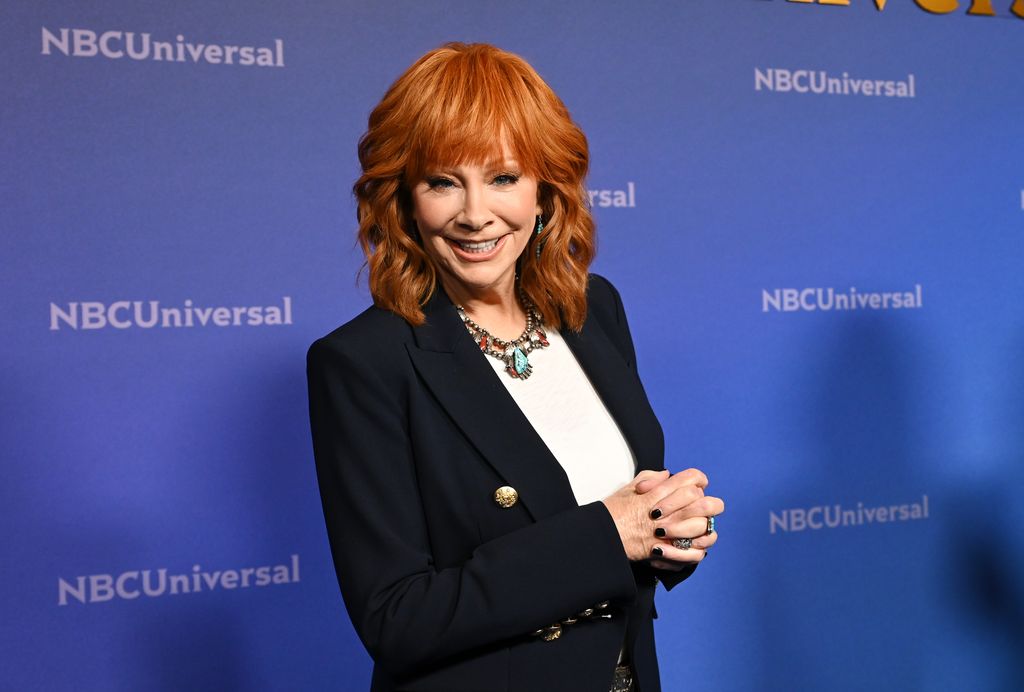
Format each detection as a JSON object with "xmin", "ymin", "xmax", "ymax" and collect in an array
[{"xmin": 401, "ymin": 48, "xmax": 547, "ymax": 181}]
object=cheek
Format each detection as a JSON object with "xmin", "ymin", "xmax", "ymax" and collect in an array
[
  {"xmin": 412, "ymin": 195, "xmax": 451, "ymax": 233},
  {"xmin": 503, "ymin": 189, "xmax": 540, "ymax": 221},
  {"xmin": 520, "ymin": 185, "xmax": 542, "ymax": 219}
]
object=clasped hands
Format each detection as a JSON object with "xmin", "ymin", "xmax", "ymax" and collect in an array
[{"xmin": 602, "ymin": 468, "xmax": 724, "ymax": 571}]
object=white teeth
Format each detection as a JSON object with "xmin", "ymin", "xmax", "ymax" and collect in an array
[{"xmin": 455, "ymin": 238, "xmax": 499, "ymax": 253}]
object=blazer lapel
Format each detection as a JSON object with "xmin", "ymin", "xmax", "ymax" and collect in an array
[
  {"xmin": 560, "ymin": 312, "xmax": 664, "ymax": 476},
  {"xmin": 406, "ymin": 286, "xmax": 665, "ymax": 522},
  {"xmin": 406, "ymin": 290, "xmax": 578, "ymax": 522}
]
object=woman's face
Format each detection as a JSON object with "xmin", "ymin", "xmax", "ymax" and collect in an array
[{"xmin": 410, "ymin": 158, "xmax": 541, "ymax": 303}]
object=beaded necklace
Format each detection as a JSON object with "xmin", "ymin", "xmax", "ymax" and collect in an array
[{"xmin": 456, "ymin": 301, "xmax": 550, "ymax": 380}]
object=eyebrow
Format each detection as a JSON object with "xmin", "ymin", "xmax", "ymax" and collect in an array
[{"xmin": 426, "ymin": 160, "xmax": 522, "ymax": 175}]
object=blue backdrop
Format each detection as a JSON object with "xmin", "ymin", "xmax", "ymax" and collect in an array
[{"xmin": 4, "ymin": 1, "xmax": 1023, "ymax": 690}]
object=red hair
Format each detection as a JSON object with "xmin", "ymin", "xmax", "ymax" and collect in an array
[{"xmin": 354, "ymin": 42, "xmax": 595, "ymax": 330}]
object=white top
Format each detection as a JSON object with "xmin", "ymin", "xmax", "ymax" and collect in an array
[{"xmin": 484, "ymin": 328, "xmax": 637, "ymax": 506}]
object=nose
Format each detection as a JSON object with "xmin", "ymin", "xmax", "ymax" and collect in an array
[{"xmin": 456, "ymin": 182, "xmax": 493, "ymax": 232}]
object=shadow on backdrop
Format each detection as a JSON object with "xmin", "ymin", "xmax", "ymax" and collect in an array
[{"xmin": 756, "ymin": 317, "xmax": 931, "ymax": 692}]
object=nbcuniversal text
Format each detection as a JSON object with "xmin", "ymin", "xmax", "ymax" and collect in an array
[
  {"xmin": 49, "ymin": 297, "xmax": 293, "ymax": 330},
  {"xmin": 762, "ymin": 285, "xmax": 922, "ymax": 313},
  {"xmin": 58, "ymin": 555, "xmax": 300, "ymax": 605},
  {"xmin": 755, "ymin": 68, "xmax": 915, "ymax": 98},
  {"xmin": 770, "ymin": 495, "xmax": 929, "ymax": 534},
  {"xmin": 41, "ymin": 27, "xmax": 284, "ymax": 67}
]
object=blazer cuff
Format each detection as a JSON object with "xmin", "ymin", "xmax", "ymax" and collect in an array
[
  {"xmin": 556, "ymin": 500, "xmax": 641, "ymax": 607},
  {"xmin": 654, "ymin": 562, "xmax": 698, "ymax": 591}
]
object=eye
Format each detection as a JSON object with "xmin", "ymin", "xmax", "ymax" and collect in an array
[
  {"xmin": 425, "ymin": 176, "xmax": 455, "ymax": 190},
  {"xmin": 492, "ymin": 172, "xmax": 520, "ymax": 186}
]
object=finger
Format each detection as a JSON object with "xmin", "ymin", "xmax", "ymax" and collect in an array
[
  {"xmin": 649, "ymin": 485, "xmax": 716, "ymax": 520},
  {"xmin": 645, "ymin": 470, "xmax": 712, "ymax": 514},
  {"xmin": 655, "ymin": 515, "xmax": 709, "ymax": 541},
  {"xmin": 662, "ymin": 495, "xmax": 725, "ymax": 522},
  {"xmin": 648, "ymin": 559, "xmax": 688, "ymax": 572},
  {"xmin": 632, "ymin": 470, "xmax": 670, "ymax": 494},
  {"xmin": 638, "ymin": 473, "xmax": 705, "ymax": 498},
  {"xmin": 650, "ymin": 544, "xmax": 705, "ymax": 564},
  {"xmin": 677, "ymin": 467, "xmax": 709, "ymax": 489},
  {"xmin": 689, "ymin": 531, "xmax": 718, "ymax": 550}
]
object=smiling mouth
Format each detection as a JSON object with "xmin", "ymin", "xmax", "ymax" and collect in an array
[{"xmin": 449, "ymin": 236, "xmax": 504, "ymax": 253}]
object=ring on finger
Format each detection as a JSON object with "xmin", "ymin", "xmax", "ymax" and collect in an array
[{"xmin": 672, "ymin": 537, "xmax": 692, "ymax": 550}]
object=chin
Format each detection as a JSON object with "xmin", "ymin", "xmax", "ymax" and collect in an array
[{"xmin": 444, "ymin": 262, "xmax": 516, "ymax": 293}]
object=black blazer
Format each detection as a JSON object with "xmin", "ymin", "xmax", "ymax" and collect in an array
[{"xmin": 307, "ymin": 274, "xmax": 695, "ymax": 692}]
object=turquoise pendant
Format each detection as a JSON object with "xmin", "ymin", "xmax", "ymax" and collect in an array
[
  {"xmin": 507, "ymin": 347, "xmax": 533, "ymax": 379},
  {"xmin": 513, "ymin": 348, "xmax": 529, "ymax": 375}
]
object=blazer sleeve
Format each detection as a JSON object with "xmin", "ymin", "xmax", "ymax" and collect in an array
[
  {"xmin": 591, "ymin": 275, "xmax": 699, "ymax": 592},
  {"xmin": 307, "ymin": 335, "xmax": 639, "ymax": 680}
]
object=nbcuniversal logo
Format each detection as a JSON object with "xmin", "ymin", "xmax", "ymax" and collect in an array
[
  {"xmin": 49, "ymin": 298, "xmax": 294, "ymax": 330},
  {"xmin": 40, "ymin": 27, "xmax": 285, "ymax": 67},
  {"xmin": 761, "ymin": 285, "xmax": 923, "ymax": 313},
  {"xmin": 58, "ymin": 555, "xmax": 301, "ymax": 606}
]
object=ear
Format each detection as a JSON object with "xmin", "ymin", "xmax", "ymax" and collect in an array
[{"xmin": 535, "ymin": 181, "xmax": 551, "ymax": 219}]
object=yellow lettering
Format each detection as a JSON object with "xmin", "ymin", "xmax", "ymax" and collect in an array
[
  {"xmin": 783, "ymin": 0, "xmax": 1022, "ymax": 18},
  {"xmin": 966, "ymin": 0, "xmax": 995, "ymax": 14},
  {"xmin": 914, "ymin": 0, "xmax": 959, "ymax": 12}
]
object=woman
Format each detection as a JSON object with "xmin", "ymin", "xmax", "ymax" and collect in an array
[{"xmin": 307, "ymin": 43, "xmax": 724, "ymax": 692}]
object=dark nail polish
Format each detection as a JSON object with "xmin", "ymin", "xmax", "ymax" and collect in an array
[
  {"xmin": 650, "ymin": 508, "xmax": 662, "ymax": 520},
  {"xmin": 654, "ymin": 528, "xmax": 666, "ymax": 538},
  {"xmin": 652, "ymin": 547, "xmax": 663, "ymax": 557}
]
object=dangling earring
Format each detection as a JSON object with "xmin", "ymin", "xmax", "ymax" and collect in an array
[{"xmin": 534, "ymin": 215, "xmax": 545, "ymax": 259}]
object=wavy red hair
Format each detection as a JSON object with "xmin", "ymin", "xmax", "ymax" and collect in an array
[{"xmin": 354, "ymin": 42, "xmax": 595, "ymax": 330}]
